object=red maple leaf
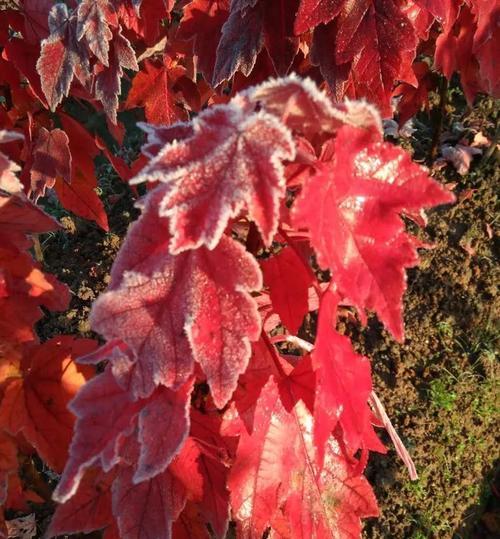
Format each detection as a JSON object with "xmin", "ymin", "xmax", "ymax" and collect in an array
[
  {"xmin": 178, "ymin": 0, "xmax": 230, "ymax": 83},
  {"xmin": 30, "ymin": 127, "xmax": 71, "ymax": 200},
  {"xmin": 112, "ymin": 465, "xmax": 187, "ymax": 539},
  {"xmin": 307, "ymin": 0, "xmax": 419, "ymax": 116},
  {"xmin": 94, "ymin": 27, "xmax": 138, "ymax": 123},
  {"xmin": 190, "ymin": 410, "xmax": 236, "ymax": 538},
  {"xmin": 230, "ymin": 337, "xmax": 275, "ymax": 432},
  {"xmin": 0, "ymin": 432, "xmax": 17, "ymax": 506},
  {"xmin": 131, "ymin": 101, "xmax": 295, "ymax": 252},
  {"xmin": 111, "ymin": 437, "xmax": 202, "ymax": 539},
  {"xmin": 19, "ymin": 0, "xmax": 52, "ymax": 42},
  {"xmin": 413, "ymin": 0, "xmax": 459, "ymax": 30},
  {"xmin": 0, "ymin": 337, "xmax": 96, "ymax": 472},
  {"xmin": 90, "ymin": 186, "xmax": 262, "ymax": 407},
  {"xmin": 0, "ymin": 190, "xmax": 60, "ymax": 251},
  {"xmin": 53, "ymin": 367, "xmax": 143, "ymax": 503},
  {"xmin": 134, "ymin": 380, "xmax": 193, "ymax": 483},
  {"xmin": 312, "ymin": 290, "xmax": 373, "ymax": 462},
  {"xmin": 56, "ymin": 113, "xmax": 109, "ymax": 231},
  {"xmin": 261, "ymin": 0, "xmax": 300, "ymax": 77},
  {"xmin": 37, "ymin": 3, "xmax": 90, "ymax": 112},
  {"xmin": 212, "ymin": 1, "xmax": 264, "ymax": 85},
  {"xmin": 226, "ymin": 376, "xmax": 378, "ymax": 538},
  {"xmin": 48, "ymin": 468, "xmax": 116, "ymax": 537},
  {"xmin": 76, "ymin": 0, "xmax": 119, "ymax": 67},
  {"xmin": 212, "ymin": 0, "xmax": 300, "ymax": 85},
  {"xmin": 294, "ymin": 0, "xmax": 344, "ymax": 34},
  {"xmin": 393, "ymin": 61, "xmax": 437, "ymax": 125},
  {"xmin": 293, "ymin": 125, "xmax": 454, "ymax": 340},
  {"xmin": 125, "ymin": 57, "xmax": 188, "ymax": 125},
  {"xmin": 2, "ymin": 39, "xmax": 47, "ymax": 106},
  {"xmin": 173, "ymin": 502, "xmax": 211, "ymax": 539},
  {"xmin": 0, "ymin": 247, "xmax": 68, "ymax": 311},
  {"xmin": 472, "ymin": 0, "xmax": 500, "ymax": 96},
  {"xmin": 249, "ymin": 74, "xmax": 383, "ymax": 137},
  {"xmin": 261, "ymin": 246, "xmax": 313, "ymax": 334},
  {"xmin": 434, "ymin": 3, "xmax": 489, "ymax": 103}
]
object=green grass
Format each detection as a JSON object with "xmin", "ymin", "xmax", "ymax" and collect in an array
[{"xmin": 428, "ymin": 378, "xmax": 457, "ymax": 411}]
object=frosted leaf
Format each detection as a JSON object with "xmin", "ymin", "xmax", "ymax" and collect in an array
[
  {"xmin": 77, "ymin": 0, "xmax": 118, "ymax": 66},
  {"xmin": 248, "ymin": 74, "xmax": 383, "ymax": 135},
  {"xmin": 91, "ymin": 186, "xmax": 262, "ymax": 407},
  {"xmin": 132, "ymin": 103, "xmax": 295, "ymax": 253}
]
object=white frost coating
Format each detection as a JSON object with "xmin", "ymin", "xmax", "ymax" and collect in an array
[
  {"xmin": 131, "ymin": 101, "xmax": 295, "ymax": 254},
  {"xmin": 246, "ymin": 73, "xmax": 383, "ymax": 134},
  {"xmin": 77, "ymin": 0, "xmax": 113, "ymax": 66},
  {"xmin": 342, "ymin": 98, "xmax": 383, "ymax": 133},
  {"xmin": 130, "ymin": 101, "xmax": 244, "ymax": 185},
  {"xmin": 137, "ymin": 120, "xmax": 194, "ymax": 158},
  {"xmin": 53, "ymin": 371, "xmax": 134, "ymax": 503},
  {"xmin": 246, "ymin": 72, "xmax": 338, "ymax": 115},
  {"xmin": 184, "ymin": 239, "xmax": 262, "ymax": 408},
  {"xmin": 133, "ymin": 385, "xmax": 191, "ymax": 484}
]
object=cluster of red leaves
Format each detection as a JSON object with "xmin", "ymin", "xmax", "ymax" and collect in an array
[
  {"xmin": 0, "ymin": 1, "xmax": 497, "ymax": 537},
  {"xmin": 0, "ymin": 1, "xmax": 496, "ymax": 235},
  {"xmin": 0, "ymin": 130, "xmax": 97, "ymax": 537},
  {"xmin": 45, "ymin": 77, "xmax": 454, "ymax": 538}
]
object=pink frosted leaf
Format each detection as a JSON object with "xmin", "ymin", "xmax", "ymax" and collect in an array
[
  {"xmin": 212, "ymin": 3, "xmax": 264, "ymax": 86},
  {"xmin": 37, "ymin": 3, "xmax": 89, "ymax": 111},
  {"xmin": 248, "ymin": 74, "xmax": 383, "ymax": 136},
  {"xmin": 132, "ymin": 103, "xmax": 295, "ymax": 252},
  {"xmin": 91, "ymin": 186, "xmax": 262, "ymax": 407},
  {"xmin": 53, "ymin": 368, "xmax": 142, "ymax": 503},
  {"xmin": 77, "ymin": 0, "xmax": 118, "ymax": 66},
  {"xmin": 138, "ymin": 121, "xmax": 194, "ymax": 159},
  {"xmin": 135, "ymin": 379, "xmax": 194, "ymax": 483},
  {"xmin": 94, "ymin": 28, "xmax": 138, "ymax": 124}
]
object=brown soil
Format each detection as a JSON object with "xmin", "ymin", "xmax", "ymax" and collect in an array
[
  {"xmin": 32, "ymin": 93, "xmax": 499, "ymax": 538},
  {"xmin": 360, "ymin": 95, "xmax": 500, "ymax": 538}
]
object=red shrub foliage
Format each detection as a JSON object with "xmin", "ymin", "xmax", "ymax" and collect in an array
[{"xmin": 0, "ymin": 1, "xmax": 497, "ymax": 537}]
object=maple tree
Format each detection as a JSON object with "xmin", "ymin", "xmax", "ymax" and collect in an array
[{"xmin": 0, "ymin": 0, "xmax": 498, "ymax": 537}]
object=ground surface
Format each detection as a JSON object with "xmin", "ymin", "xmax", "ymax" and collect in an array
[{"xmin": 33, "ymin": 90, "xmax": 499, "ymax": 538}]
